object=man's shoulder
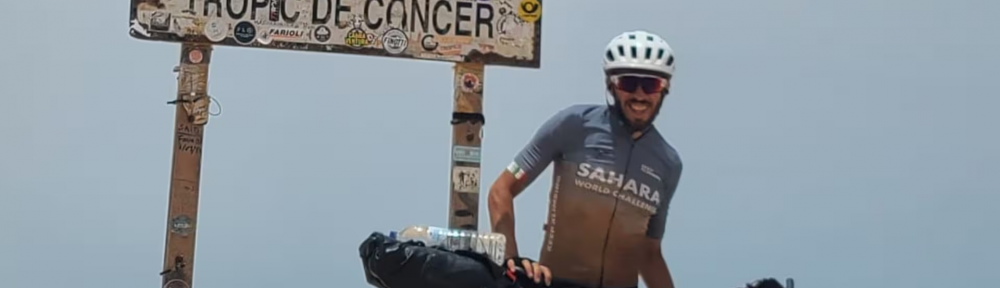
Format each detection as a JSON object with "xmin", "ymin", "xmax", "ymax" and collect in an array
[
  {"xmin": 644, "ymin": 130, "xmax": 683, "ymax": 169},
  {"xmin": 550, "ymin": 104, "xmax": 608, "ymax": 124},
  {"xmin": 554, "ymin": 104, "xmax": 606, "ymax": 118}
]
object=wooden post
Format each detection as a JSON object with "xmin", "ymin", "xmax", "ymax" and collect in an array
[
  {"xmin": 448, "ymin": 62, "xmax": 486, "ymax": 231},
  {"xmin": 160, "ymin": 42, "xmax": 212, "ymax": 288}
]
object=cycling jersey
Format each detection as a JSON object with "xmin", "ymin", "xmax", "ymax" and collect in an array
[{"xmin": 507, "ymin": 104, "xmax": 682, "ymax": 288}]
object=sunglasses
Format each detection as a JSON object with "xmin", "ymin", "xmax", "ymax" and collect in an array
[{"xmin": 611, "ymin": 74, "xmax": 667, "ymax": 94}]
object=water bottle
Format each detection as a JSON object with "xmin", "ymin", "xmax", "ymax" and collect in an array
[{"xmin": 395, "ymin": 225, "xmax": 507, "ymax": 265}]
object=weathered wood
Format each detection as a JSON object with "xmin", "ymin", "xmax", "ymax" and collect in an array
[
  {"xmin": 448, "ymin": 62, "xmax": 485, "ymax": 231},
  {"xmin": 160, "ymin": 42, "xmax": 212, "ymax": 288}
]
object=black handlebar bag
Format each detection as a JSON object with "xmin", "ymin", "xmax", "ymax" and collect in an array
[{"xmin": 359, "ymin": 232, "xmax": 516, "ymax": 288}]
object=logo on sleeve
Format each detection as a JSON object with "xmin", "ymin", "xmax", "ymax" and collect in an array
[
  {"xmin": 641, "ymin": 164, "xmax": 661, "ymax": 181},
  {"xmin": 507, "ymin": 162, "xmax": 526, "ymax": 180}
]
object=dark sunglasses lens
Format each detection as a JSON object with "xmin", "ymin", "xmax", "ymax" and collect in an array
[{"xmin": 618, "ymin": 76, "xmax": 661, "ymax": 93}]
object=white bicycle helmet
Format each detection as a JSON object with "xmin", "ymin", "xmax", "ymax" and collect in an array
[{"xmin": 603, "ymin": 30, "xmax": 675, "ymax": 79}]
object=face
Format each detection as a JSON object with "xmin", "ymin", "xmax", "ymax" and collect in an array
[{"xmin": 610, "ymin": 74, "xmax": 670, "ymax": 128}]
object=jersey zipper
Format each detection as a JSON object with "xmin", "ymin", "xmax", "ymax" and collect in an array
[{"xmin": 596, "ymin": 140, "xmax": 636, "ymax": 288}]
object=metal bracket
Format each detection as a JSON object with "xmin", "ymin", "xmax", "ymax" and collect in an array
[{"xmin": 159, "ymin": 255, "xmax": 187, "ymax": 276}]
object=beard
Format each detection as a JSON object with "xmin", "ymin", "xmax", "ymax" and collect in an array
[{"xmin": 605, "ymin": 83, "xmax": 668, "ymax": 133}]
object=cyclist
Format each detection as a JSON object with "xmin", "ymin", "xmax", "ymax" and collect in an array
[{"xmin": 487, "ymin": 30, "xmax": 683, "ymax": 288}]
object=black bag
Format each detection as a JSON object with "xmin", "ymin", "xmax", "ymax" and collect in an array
[
  {"xmin": 358, "ymin": 231, "xmax": 516, "ymax": 288},
  {"xmin": 745, "ymin": 278, "xmax": 788, "ymax": 288}
]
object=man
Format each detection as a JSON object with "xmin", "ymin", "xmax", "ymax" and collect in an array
[{"xmin": 488, "ymin": 30, "xmax": 683, "ymax": 288}]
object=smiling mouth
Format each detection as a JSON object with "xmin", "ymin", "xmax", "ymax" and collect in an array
[{"xmin": 627, "ymin": 101, "xmax": 651, "ymax": 113}]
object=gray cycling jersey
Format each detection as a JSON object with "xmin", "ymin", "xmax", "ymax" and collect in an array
[{"xmin": 506, "ymin": 104, "xmax": 682, "ymax": 288}]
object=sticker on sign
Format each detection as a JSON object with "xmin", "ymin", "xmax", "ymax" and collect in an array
[
  {"xmin": 452, "ymin": 166, "xmax": 480, "ymax": 193},
  {"xmin": 128, "ymin": 0, "xmax": 543, "ymax": 68},
  {"xmin": 452, "ymin": 145, "xmax": 481, "ymax": 163}
]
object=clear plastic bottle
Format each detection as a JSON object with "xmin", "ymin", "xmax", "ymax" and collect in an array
[{"xmin": 395, "ymin": 225, "xmax": 507, "ymax": 265}]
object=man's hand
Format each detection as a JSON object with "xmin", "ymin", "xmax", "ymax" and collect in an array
[{"xmin": 506, "ymin": 257, "xmax": 552, "ymax": 286}]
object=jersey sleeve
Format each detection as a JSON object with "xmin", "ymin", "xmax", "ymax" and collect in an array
[
  {"xmin": 507, "ymin": 106, "xmax": 580, "ymax": 188},
  {"xmin": 646, "ymin": 162, "xmax": 683, "ymax": 239}
]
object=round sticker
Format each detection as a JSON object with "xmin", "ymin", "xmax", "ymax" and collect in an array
[
  {"xmin": 345, "ymin": 28, "xmax": 370, "ymax": 48},
  {"xmin": 517, "ymin": 0, "xmax": 541, "ymax": 23},
  {"xmin": 187, "ymin": 49, "xmax": 203, "ymax": 64},
  {"xmin": 313, "ymin": 26, "xmax": 331, "ymax": 42},
  {"xmin": 233, "ymin": 21, "xmax": 256, "ymax": 45},
  {"xmin": 163, "ymin": 279, "xmax": 190, "ymax": 288},
  {"xmin": 461, "ymin": 73, "xmax": 479, "ymax": 93},
  {"xmin": 257, "ymin": 29, "xmax": 273, "ymax": 45},
  {"xmin": 203, "ymin": 18, "xmax": 227, "ymax": 42},
  {"xmin": 381, "ymin": 28, "xmax": 408, "ymax": 54}
]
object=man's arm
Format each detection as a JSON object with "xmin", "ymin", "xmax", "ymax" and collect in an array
[
  {"xmin": 488, "ymin": 172, "xmax": 523, "ymax": 258},
  {"xmin": 488, "ymin": 107, "xmax": 578, "ymax": 259},
  {"xmin": 640, "ymin": 162, "xmax": 682, "ymax": 288},
  {"xmin": 639, "ymin": 240, "xmax": 675, "ymax": 288}
]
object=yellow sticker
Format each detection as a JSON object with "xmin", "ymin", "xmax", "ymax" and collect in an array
[{"xmin": 517, "ymin": 0, "xmax": 541, "ymax": 23}]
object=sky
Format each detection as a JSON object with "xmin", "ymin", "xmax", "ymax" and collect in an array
[{"xmin": 2, "ymin": 0, "xmax": 998, "ymax": 288}]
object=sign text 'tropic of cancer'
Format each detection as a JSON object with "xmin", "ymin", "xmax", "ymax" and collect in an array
[{"xmin": 129, "ymin": 0, "xmax": 542, "ymax": 68}]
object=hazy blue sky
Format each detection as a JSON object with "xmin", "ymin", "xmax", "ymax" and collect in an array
[{"xmin": 3, "ymin": 0, "xmax": 997, "ymax": 288}]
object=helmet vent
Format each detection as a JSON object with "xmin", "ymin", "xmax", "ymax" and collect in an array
[
  {"xmin": 605, "ymin": 50, "xmax": 615, "ymax": 62},
  {"xmin": 645, "ymin": 47, "xmax": 652, "ymax": 60},
  {"xmin": 666, "ymin": 55, "xmax": 675, "ymax": 66}
]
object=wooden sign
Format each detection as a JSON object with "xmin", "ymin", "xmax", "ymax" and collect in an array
[{"xmin": 129, "ymin": 0, "xmax": 544, "ymax": 68}]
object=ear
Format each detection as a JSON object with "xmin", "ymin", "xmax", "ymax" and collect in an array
[
  {"xmin": 605, "ymin": 81, "xmax": 618, "ymax": 106},
  {"xmin": 662, "ymin": 78, "xmax": 672, "ymax": 96}
]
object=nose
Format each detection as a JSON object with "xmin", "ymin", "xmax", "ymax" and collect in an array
[{"xmin": 632, "ymin": 90, "xmax": 654, "ymax": 99}]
